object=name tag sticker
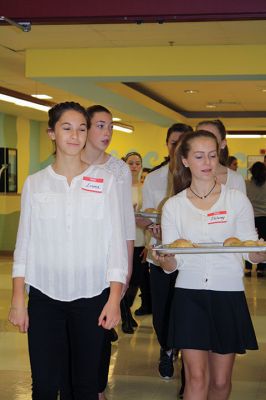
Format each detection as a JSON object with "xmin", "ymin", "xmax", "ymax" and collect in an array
[
  {"xmin": 207, "ymin": 211, "xmax": 227, "ymax": 224},
  {"xmin": 81, "ymin": 176, "xmax": 104, "ymax": 193}
]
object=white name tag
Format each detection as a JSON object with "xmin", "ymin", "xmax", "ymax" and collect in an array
[
  {"xmin": 81, "ymin": 176, "xmax": 104, "ymax": 193},
  {"xmin": 207, "ymin": 211, "xmax": 227, "ymax": 224}
]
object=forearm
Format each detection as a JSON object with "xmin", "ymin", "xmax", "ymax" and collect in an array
[
  {"xmin": 109, "ymin": 281, "xmax": 123, "ymax": 299},
  {"xmin": 11, "ymin": 277, "xmax": 26, "ymax": 308}
]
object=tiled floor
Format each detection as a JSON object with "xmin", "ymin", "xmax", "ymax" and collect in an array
[{"xmin": 1, "ymin": 256, "xmax": 266, "ymax": 399}]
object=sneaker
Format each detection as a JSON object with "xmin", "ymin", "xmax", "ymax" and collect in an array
[{"xmin": 158, "ymin": 349, "xmax": 174, "ymax": 379}]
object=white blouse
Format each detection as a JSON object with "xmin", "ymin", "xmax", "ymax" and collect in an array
[
  {"xmin": 142, "ymin": 164, "xmax": 169, "ymax": 211},
  {"xmin": 226, "ymin": 168, "xmax": 246, "ymax": 194},
  {"xmin": 104, "ymin": 156, "xmax": 135, "ymax": 241},
  {"xmin": 12, "ymin": 165, "xmax": 128, "ymax": 301},
  {"xmin": 162, "ymin": 185, "xmax": 258, "ymax": 292}
]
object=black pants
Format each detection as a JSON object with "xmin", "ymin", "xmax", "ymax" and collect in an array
[
  {"xmin": 149, "ymin": 264, "xmax": 178, "ymax": 349},
  {"xmin": 245, "ymin": 216, "xmax": 266, "ymax": 272},
  {"xmin": 124, "ymin": 246, "xmax": 151, "ymax": 308},
  {"xmin": 98, "ymin": 247, "xmax": 152, "ymax": 393},
  {"xmin": 28, "ymin": 287, "xmax": 108, "ymax": 400}
]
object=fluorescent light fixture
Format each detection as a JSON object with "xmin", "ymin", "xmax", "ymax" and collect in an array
[
  {"xmin": 31, "ymin": 94, "xmax": 53, "ymax": 100},
  {"xmin": 227, "ymin": 134, "xmax": 266, "ymax": 139},
  {"xmin": 113, "ymin": 122, "xmax": 134, "ymax": 133},
  {"xmin": 0, "ymin": 93, "xmax": 50, "ymax": 112},
  {"xmin": 112, "ymin": 117, "xmax": 121, "ymax": 121},
  {"xmin": 206, "ymin": 104, "xmax": 216, "ymax": 108}
]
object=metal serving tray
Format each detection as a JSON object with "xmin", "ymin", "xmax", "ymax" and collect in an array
[
  {"xmin": 135, "ymin": 211, "xmax": 161, "ymax": 220},
  {"xmin": 153, "ymin": 242, "xmax": 266, "ymax": 255}
]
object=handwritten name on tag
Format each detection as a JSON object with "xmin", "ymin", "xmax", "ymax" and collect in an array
[
  {"xmin": 81, "ymin": 176, "xmax": 104, "ymax": 193},
  {"xmin": 207, "ymin": 211, "xmax": 227, "ymax": 224}
]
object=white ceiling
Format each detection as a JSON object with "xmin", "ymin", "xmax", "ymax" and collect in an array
[{"xmin": 1, "ymin": 19, "xmax": 266, "ymax": 130}]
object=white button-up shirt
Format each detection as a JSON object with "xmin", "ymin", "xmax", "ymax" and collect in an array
[{"xmin": 12, "ymin": 165, "xmax": 128, "ymax": 301}]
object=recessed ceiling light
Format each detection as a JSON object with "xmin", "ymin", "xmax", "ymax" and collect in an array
[
  {"xmin": 31, "ymin": 94, "xmax": 53, "ymax": 100},
  {"xmin": 184, "ymin": 89, "xmax": 199, "ymax": 94},
  {"xmin": 206, "ymin": 104, "xmax": 216, "ymax": 108}
]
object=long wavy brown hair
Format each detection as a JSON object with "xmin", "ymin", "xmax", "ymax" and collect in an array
[{"xmin": 172, "ymin": 130, "xmax": 219, "ymax": 195}]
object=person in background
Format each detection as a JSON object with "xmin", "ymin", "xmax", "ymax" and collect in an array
[
  {"xmin": 121, "ymin": 152, "xmax": 152, "ymax": 333},
  {"xmin": 137, "ymin": 123, "xmax": 192, "ymax": 396},
  {"xmin": 140, "ymin": 167, "xmax": 151, "ymax": 184},
  {"xmin": 245, "ymin": 161, "xmax": 266, "ymax": 277},
  {"xmin": 226, "ymin": 155, "xmax": 238, "ymax": 171},
  {"xmin": 196, "ymin": 120, "xmax": 246, "ymax": 194},
  {"xmin": 8, "ymin": 102, "xmax": 127, "ymax": 400},
  {"xmin": 156, "ymin": 130, "xmax": 264, "ymax": 400},
  {"xmin": 82, "ymin": 105, "xmax": 135, "ymax": 400}
]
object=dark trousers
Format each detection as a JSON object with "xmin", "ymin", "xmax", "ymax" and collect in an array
[
  {"xmin": 149, "ymin": 264, "xmax": 178, "ymax": 349},
  {"xmin": 245, "ymin": 216, "xmax": 266, "ymax": 272},
  {"xmin": 28, "ymin": 287, "xmax": 108, "ymax": 400},
  {"xmin": 98, "ymin": 247, "xmax": 152, "ymax": 393}
]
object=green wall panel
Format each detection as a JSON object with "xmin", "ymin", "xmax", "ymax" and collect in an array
[
  {"xmin": 0, "ymin": 113, "xmax": 5, "ymax": 147},
  {"xmin": 29, "ymin": 120, "xmax": 41, "ymax": 174},
  {"xmin": 0, "ymin": 212, "xmax": 20, "ymax": 251}
]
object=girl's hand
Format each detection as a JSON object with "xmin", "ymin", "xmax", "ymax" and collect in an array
[
  {"xmin": 152, "ymin": 250, "xmax": 177, "ymax": 272},
  {"xmin": 147, "ymin": 224, "xmax": 161, "ymax": 240},
  {"xmin": 8, "ymin": 306, "xmax": 29, "ymax": 333},
  {"xmin": 98, "ymin": 299, "xmax": 121, "ymax": 330},
  {"xmin": 249, "ymin": 251, "xmax": 266, "ymax": 264}
]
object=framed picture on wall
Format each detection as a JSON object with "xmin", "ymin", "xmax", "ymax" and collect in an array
[
  {"xmin": 0, "ymin": 148, "xmax": 17, "ymax": 193},
  {"xmin": 247, "ymin": 155, "xmax": 264, "ymax": 180}
]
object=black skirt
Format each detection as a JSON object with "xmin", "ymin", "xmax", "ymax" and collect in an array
[{"xmin": 168, "ymin": 288, "xmax": 258, "ymax": 354}]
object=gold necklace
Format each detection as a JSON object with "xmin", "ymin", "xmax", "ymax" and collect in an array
[{"xmin": 189, "ymin": 181, "xmax": 216, "ymax": 200}]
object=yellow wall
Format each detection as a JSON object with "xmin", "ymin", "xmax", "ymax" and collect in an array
[
  {"xmin": 227, "ymin": 137, "xmax": 265, "ymax": 178},
  {"xmin": 109, "ymin": 122, "xmax": 167, "ymax": 167}
]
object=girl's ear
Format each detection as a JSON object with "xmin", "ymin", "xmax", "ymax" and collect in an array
[
  {"xmin": 47, "ymin": 128, "xmax": 56, "ymax": 141},
  {"xmin": 220, "ymin": 138, "xmax": 227, "ymax": 150},
  {"xmin": 182, "ymin": 157, "xmax": 188, "ymax": 168}
]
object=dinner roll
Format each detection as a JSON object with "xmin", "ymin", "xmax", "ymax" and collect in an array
[
  {"xmin": 168, "ymin": 239, "xmax": 194, "ymax": 248},
  {"xmin": 144, "ymin": 208, "xmax": 159, "ymax": 213},
  {"xmin": 223, "ymin": 237, "xmax": 243, "ymax": 247},
  {"xmin": 242, "ymin": 240, "xmax": 259, "ymax": 246}
]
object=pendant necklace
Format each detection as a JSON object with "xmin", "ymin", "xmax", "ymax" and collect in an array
[{"xmin": 189, "ymin": 181, "xmax": 216, "ymax": 199}]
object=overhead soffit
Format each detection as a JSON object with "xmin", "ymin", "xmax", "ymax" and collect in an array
[{"xmin": 1, "ymin": 19, "xmax": 266, "ymax": 129}]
